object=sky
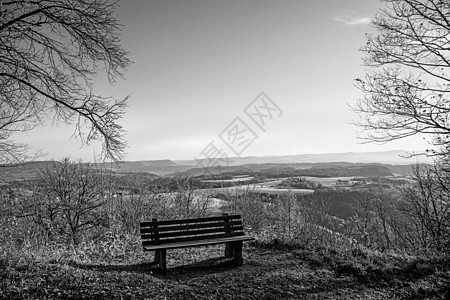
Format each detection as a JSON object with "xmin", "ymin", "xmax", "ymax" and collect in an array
[{"xmin": 16, "ymin": 0, "xmax": 429, "ymax": 161}]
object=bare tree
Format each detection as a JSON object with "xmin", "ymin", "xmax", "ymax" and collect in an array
[
  {"xmin": 0, "ymin": 0, "xmax": 130, "ymax": 163},
  {"xmin": 353, "ymin": 0, "xmax": 450, "ymax": 157},
  {"xmin": 31, "ymin": 158, "xmax": 109, "ymax": 244},
  {"xmin": 400, "ymin": 163, "xmax": 450, "ymax": 252}
]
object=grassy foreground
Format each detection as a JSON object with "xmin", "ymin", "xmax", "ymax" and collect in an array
[{"xmin": 1, "ymin": 241, "xmax": 450, "ymax": 300}]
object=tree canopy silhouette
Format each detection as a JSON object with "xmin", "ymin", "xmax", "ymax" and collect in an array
[
  {"xmin": 354, "ymin": 0, "xmax": 450, "ymax": 158},
  {"xmin": 0, "ymin": 0, "xmax": 130, "ymax": 163}
]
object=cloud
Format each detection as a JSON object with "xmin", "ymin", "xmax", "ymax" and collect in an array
[{"xmin": 333, "ymin": 10, "xmax": 371, "ymax": 26}]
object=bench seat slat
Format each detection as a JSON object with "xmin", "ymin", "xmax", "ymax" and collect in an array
[
  {"xmin": 143, "ymin": 235, "xmax": 254, "ymax": 251},
  {"xmin": 140, "ymin": 214, "xmax": 241, "ymax": 227},
  {"xmin": 141, "ymin": 225, "xmax": 244, "ymax": 240},
  {"xmin": 142, "ymin": 232, "xmax": 246, "ymax": 246},
  {"xmin": 140, "ymin": 220, "xmax": 242, "ymax": 234}
]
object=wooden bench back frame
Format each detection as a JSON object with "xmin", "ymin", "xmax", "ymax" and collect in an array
[{"xmin": 140, "ymin": 214, "xmax": 254, "ymax": 272}]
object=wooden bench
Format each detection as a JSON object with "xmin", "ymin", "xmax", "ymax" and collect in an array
[{"xmin": 140, "ymin": 214, "xmax": 254, "ymax": 272}]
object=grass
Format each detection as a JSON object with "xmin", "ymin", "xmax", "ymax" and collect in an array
[{"xmin": 1, "ymin": 238, "xmax": 449, "ymax": 300}]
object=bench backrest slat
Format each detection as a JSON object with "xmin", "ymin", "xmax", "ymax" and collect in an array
[
  {"xmin": 140, "ymin": 220, "xmax": 242, "ymax": 234},
  {"xmin": 140, "ymin": 214, "xmax": 246, "ymax": 247},
  {"xmin": 141, "ymin": 225, "xmax": 244, "ymax": 240},
  {"xmin": 140, "ymin": 214, "xmax": 242, "ymax": 227}
]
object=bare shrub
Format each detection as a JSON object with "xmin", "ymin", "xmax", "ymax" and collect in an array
[
  {"xmin": 400, "ymin": 163, "xmax": 450, "ymax": 254},
  {"xmin": 103, "ymin": 188, "xmax": 174, "ymax": 235},
  {"xmin": 221, "ymin": 187, "xmax": 269, "ymax": 235},
  {"xmin": 170, "ymin": 175, "xmax": 212, "ymax": 219},
  {"xmin": 24, "ymin": 159, "xmax": 109, "ymax": 244}
]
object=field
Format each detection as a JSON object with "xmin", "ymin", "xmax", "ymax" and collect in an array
[
  {"xmin": 207, "ymin": 176, "xmax": 368, "ymax": 195},
  {"xmin": 211, "ymin": 186, "xmax": 315, "ymax": 195},
  {"xmin": 201, "ymin": 176, "xmax": 255, "ymax": 183}
]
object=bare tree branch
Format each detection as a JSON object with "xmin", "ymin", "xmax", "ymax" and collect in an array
[
  {"xmin": 352, "ymin": 0, "xmax": 450, "ymax": 158},
  {"xmin": 0, "ymin": 0, "xmax": 130, "ymax": 163}
]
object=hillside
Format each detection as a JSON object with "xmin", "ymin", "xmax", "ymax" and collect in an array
[
  {"xmin": 95, "ymin": 160, "xmax": 191, "ymax": 176},
  {"xmin": 1, "ymin": 244, "xmax": 449, "ymax": 299},
  {"xmin": 185, "ymin": 163, "xmax": 397, "ymax": 178},
  {"xmin": 0, "ymin": 160, "xmax": 182, "ymax": 181},
  {"xmin": 0, "ymin": 161, "xmax": 56, "ymax": 181}
]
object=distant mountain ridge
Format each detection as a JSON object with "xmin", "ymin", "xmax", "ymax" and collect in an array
[
  {"xmin": 0, "ymin": 150, "xmax": 429, "ymax": 180},
  {"xmin": 119, "ymin": 159, "xmax": 177, "ymax": 167},
  {"xmin": 176, "ymin": 150, "xmax": 429, "ymax": 166},
  {"xmin": 95, "ymin": 159, "xmax": 190, "ymax": 175}
]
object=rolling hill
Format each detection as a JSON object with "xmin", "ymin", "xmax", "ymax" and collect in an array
[{"xmin": 0, "ymin": 150, "xmax": 427, "ymax": 180}]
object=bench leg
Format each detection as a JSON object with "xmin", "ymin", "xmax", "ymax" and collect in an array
[
  {"xmin": 225, "ymin": 242, "xmax": 233, "ymax": 258},
  {"xmin": 154, "ymin": 250, "xmax": 167, "ymax": 272},
  {"xmin": 232, "ymin": 241, "xmax": 243, "ymax": 266},
  {"xmin": 154, "ymin": 250, "xmax": 160, "ymax": 264},
  {"xmin": 158, "ymin": 249, "xmax": 167, "ymax": 272}
]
